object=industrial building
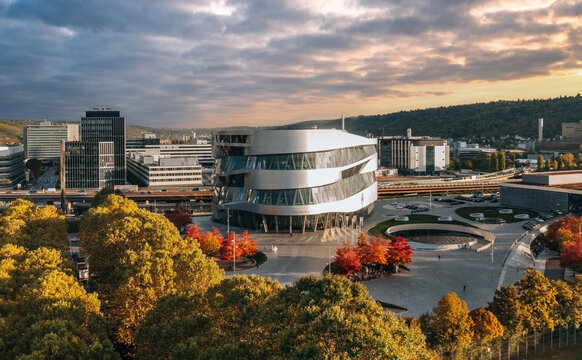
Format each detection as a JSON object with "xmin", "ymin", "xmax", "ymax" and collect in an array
[
  {"xmin": 127, "ymin": 142, "xmax": 213, "ymax": 168},
  {"xmin": 378, "ymin": 129, "xmax": 449, "ymax": 174},
  {"xmin": 23, "ymin": 123, "xmax": 79, "ymax": 162},
  {"xmin": 500, "ymin": 171, "xmax": 582, "ymax": 213},
  {"xmin": 127, "ymin": 153, "xmax": 202, "ymax": 187},
  {"xmin": 0, "ymin": 145, "xmax": 25, "ymax": 188},
  {"xmin": 212, "ymin": 129, "xmax": 377, "ymax": 233}
]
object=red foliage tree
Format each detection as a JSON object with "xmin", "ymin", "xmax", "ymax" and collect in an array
[
  {"xmin": 357, "ymin": 236, "xmax": 388, "ymax": 265},
  {"xmin": 220, "ymin": 231, "xmax": 244, "ymax": 261},
  {"xmin": 334, "ymin": 242, "xmax": 362, "ymax": 275},
  {"xmin": 164, "ymin": 204, "xmax": 191, "ymax": 228},
  {"xmin": 560, "ymin": 239, "xmax": 582, "ymax": 273},
  {"xmin": 545, "ymin": 215, "xmax": 582, "ymax": 248},
  {"xmin": 387, "ymin": 236, "xmax": 413, "ymax": 271},
  {"xmin": 238, "ymin": 230, "xmax": 258, "ymax": 257},
  {"xmin": 184, "ymin": 224, "xmax": 202, "ymax": 241}
]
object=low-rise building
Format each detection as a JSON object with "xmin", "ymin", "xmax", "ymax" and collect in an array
[
  {"xmin": 0, "ymin": 145, "xmax": 25, "ymax": 188},
  {"xmin": 378, "ymin": 129, "xmax": 449, "ymax": 174},
  {"xmin": 126, "ymin": 142, "xmax": 213, "ymax": 168},
  {"xmin": 127, "ymin": 153, "xmax": 202, "ymax": 187}
]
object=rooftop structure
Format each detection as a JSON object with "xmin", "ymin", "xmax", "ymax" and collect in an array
[{"xmin": 127, "ymin": 152, "xmax": 202, "ymax": 187}]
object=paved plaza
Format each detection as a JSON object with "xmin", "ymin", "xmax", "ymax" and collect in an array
[{"xmin": 193, "ymin": 197, "xmax": 551, "ymax": 318}]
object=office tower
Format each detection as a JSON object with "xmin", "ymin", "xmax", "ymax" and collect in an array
[
  {"xmin": 81, "ymin": 108, "xmax": 126, "ymax": 184},
  {"xmin": 0, "ymin": 145, "xmax": 25, "ymax": 188},
  {"xmin": 23, "ymin": 123, "xmax": 79, "ymax": 162},
  {"xmin": 63, "ymin": 141, "xmax": 114, "ymax": 189}
]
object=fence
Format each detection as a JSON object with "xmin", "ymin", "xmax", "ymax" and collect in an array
[{"xmin": 439, "ymin": 325, "xmax": 579, "ymax": 360}]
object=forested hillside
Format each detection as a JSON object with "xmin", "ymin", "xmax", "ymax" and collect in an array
[{"xmin": 283, "ymin": 95, "xmax": 582, "ymax": 139}]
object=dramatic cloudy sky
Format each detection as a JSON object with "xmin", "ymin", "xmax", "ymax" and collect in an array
[{"xmin": 1, "ymin": 0, "xmax": 581, "ymax": 128}]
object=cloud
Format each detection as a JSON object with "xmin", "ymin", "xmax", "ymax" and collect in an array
[{"xmin": 0, "ymin": 0, "xmax": 581, "ymax": 127}]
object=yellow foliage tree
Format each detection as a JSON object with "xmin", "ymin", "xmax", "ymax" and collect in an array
[
  {"xmin": 0, "ymin": 198, "xmax": 67, "ymax": 251},
  {"xmin": 515, "ymin": 270, "xmax": 558, "ymax": 332},
  {"xmin": 469, "ymin": 307, "xmax": 503, "ymax": 341}
]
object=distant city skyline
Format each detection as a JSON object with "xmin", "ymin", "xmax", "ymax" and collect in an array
[{"xmin": 1, "ymin": 0, "xmax": 581, "ymax": 128}]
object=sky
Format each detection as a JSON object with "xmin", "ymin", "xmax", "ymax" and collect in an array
[{"xmin": 1, "ymin": 0, "xmax": 581, "ymax": 128}]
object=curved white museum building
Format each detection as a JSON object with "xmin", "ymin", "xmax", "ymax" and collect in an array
[{"xmin": 212, "ymin": 129, "xmax": 377, "ymax": 232}]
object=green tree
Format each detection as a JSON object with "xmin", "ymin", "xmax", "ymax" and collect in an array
[
  {"xmin": 537, "ymin": 155, "xmax": 544, "ymax": 172},
  {"xmin": 26, "ymin": 158, "xmax": 43, "ymax": 181},
  {"xmin": 91, "ymin": 187, "xmax": 125, "ymax": 207},
  {"xmin": 489, "ymin": 152, "xmax": 499, "ymax": 172},
  {"xmin": 0, "ymin": 244, "xmax": 118, "ymax": 359},
  {"xmin": 545, "ymin": 158, "xmax": 551, "ymax": 171},
  {"xmin": 420, "ymin": 292, "xmax": 474, "ymax": 356},
  {"xmin": 450, "ymin": 157, "xmax": 461, "ymax": 171}
]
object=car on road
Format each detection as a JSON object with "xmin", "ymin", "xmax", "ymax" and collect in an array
[{"xmin": 78, "ymin": 190, "xmax": 86, "ymax": 195}]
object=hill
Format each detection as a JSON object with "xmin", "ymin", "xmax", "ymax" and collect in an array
[{"xmin": 282, "ymin": 95, "xmax": 582, "ymax": 139}]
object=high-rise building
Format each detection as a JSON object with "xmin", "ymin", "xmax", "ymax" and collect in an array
[
  {"xmin": 80, "ymin": 108, "xmax": 126, "ymax": 184},
  {"xmin": 23, "ymin": 123, "xmax": 79, "ymax": 162},
  {"xmin": 63, "ymin": 108, "xmax": 126, "ymax": 189},
  {"xmin": 0, "ymin": 145, "xmax": 25, "ymax": 188}
]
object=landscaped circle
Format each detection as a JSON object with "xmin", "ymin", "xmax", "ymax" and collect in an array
[
  {"xmin": 438, "ymin": 216, "xmax": 453, "ymax": 221},
  {"xmin": 470, "ymin": 213, "xmax": 485, "ymax": 218},
  {"xmin": 499, "ymin": 209, "xmax": 513, "ymax": 214},
  {"xmin": 395, "ymin": 216, "xmax": 409, "ymax": 221},
  {"xmin": 455, "ymin": 206, "xmax": 539, "ymax": 223},
  {"xmin": 514, "ymin": 214, "xmax": 530, "ymax": 220}
]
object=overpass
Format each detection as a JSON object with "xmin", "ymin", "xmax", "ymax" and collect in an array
[{"xmin": 0, "ymin": 189, "xmax": 214, "ymax": 203}]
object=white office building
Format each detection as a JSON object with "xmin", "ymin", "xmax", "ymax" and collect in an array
[
  {"xmin": 212, "ymin": 129, "xmax": 377, "ymax": 233},
  {"xmin": 23, "ymin": 123, "xmax": 79, "ymax": 161},
  {"xmin": 127, "ymin": 142, "xmax": 213, "ymax": 168},
  {"xmin": 127, "ymin": 153, "xmax": 202, "ymax": 187}
]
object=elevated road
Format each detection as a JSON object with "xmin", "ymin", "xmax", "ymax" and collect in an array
[{"xmin": 0, "ymin": 190, "xmax": 214, "ymax": 203}]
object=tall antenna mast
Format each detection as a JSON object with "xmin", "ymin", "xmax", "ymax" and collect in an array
[{"xmin": 341, "ymin": 114, "xmax": 345, "ymax": 130}]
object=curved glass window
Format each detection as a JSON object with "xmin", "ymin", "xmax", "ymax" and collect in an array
[
  {"xmin": 215, "ymin": 145, "xmax": 376, "ymax": 173},
  {"xmin": 214, "ymin": 172, "xmax": 375, "ymax": 206}
]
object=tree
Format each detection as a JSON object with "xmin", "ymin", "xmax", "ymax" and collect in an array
[
  {"xmin": 487, "ymin": 285, "xmax": 527, "ymax": 335},
  {"xmin": 79, "ymin": 195, "xmax": 223, "ymax": 346},
  {"xmin": 552, "ymin": 279, "xmax": 582, "ymax": 328},
  {"xmin": 545, "ymin": 158, "xmax": 551, "ymax": 171},
  {"xmin": 544, "ymin": 215, "xmax": 582, "ymax": 249},
  {"xmin": 537, "ymin": 155, "xmax": 544, "ymax": 171},
  {"xmin": 91, "ymin": 187, "xmax": 124, "ymax": 207},
  {"xmin": 357, "ymin": 235, "xmax": 388, "ymax": 265},
  {"xmin": 334, "ymin": 242, "xmax": 362, "ymax": 275},
  {"xmin": 560, "ymin": 239, "xmax": 582, "ymax": 273},
  {"xmin": 421, "ymin": 292, "xmax": 474, "ymax": 355},
  {"xmin": 387, "ymin": 236, "xmax": 413, "ymax": 271},
  {"xmin": 489, "ymin": 152, "xmax": 499, "ymax": 172},
  {"xmin": 553, "ymin": 159, "xmax": 559, "ymax": 170},
  {"xmin": 468, "ymin": 308, "xmax": 503, "ymax": 341},
  {"xmin": 26, "ymin": 158, "xmax": 43, "ymax": 181},
  {"xmin": 498, "ymin": 152, "xmax": 506, "ymax": 171},
  {"xmin": 164, "ymin": 204, "xmax": 191, "ymax": 229},
  {"xmin": 461, "ymin": 159, "xmax": 473, "ymax": 169},
  {"xmin": 0, "ymin": 198, "xmax": 67, "ymax": 251},
  {"xmin": 220, "ymin": 231, "xmax": 244, "ymax": 262},
  {"xmin": 0, "ymin": 244, "xmax": 118, "ymax": 359},
  {"xmin": 515, "ymin": 269, "xmax": 558, "ymax": 332}
]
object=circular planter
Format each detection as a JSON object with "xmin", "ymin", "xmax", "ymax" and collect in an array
[
  {"xmin": 438, "ymin": 216, "xmax": 453, "ymax": 221},
  {"xmin": 514, "ymin": 214, "xmax": 530, "ymax": 220},
  {"xmin": 395, "ymin": 216, "xmax": 409, "ymax": 221},
  {"xmin": 499, "ymin": 209, "xmax": 513, "ymax": 214},
  {"xmin": 470, "ymin": 213, "xmax": 485, "ymax": 218}
]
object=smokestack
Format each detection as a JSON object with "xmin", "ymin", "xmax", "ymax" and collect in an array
[
  {"xmin": 341, "ymin": 114, "xmax": 345, "ymax": 130},
  {"xmin": 538, "ymin": 118, "xmax": 543, "ymax": 142}
]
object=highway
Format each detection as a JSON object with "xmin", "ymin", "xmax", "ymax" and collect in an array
[{"xmin": 0, "ymin": 189, "xmax": 214, "ymax": 203}]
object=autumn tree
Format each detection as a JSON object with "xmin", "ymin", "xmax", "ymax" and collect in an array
[
  {"xmin": 91, "ymin": 186, "xmax": 124, "ymax": 207},
  {"xmin": 537, "ymin": 155, "xmax": 544, "ymax": 171},
  {"xmin": 420, "ymin": 292, "xmax": 474, "ymax": 356},
  {"xmin": 498, "ymin": 152, "xmax": 506, "ymax": 171},
  {"xmin": 469, "ymin": 308, "xmax": 503, "ymax": 341},
  {"xmin": 544, "ymin": 215, "xmax": 582, "ymax": 249},
  {"xmin": 164, "ymin": 204, "xmax": 191, "ymax": 228},
  {"xmin": 357, "ymin": 235, "xmax": 388, "ymax": 266},
  {"xmin": 560, "ymin": 239, "xmax": 582, "ymax": 273},
  {"xmin": 515, "ymin": 269, "xmax": 558, "ymax": 332},
  {"xmin": 487, "ymin": 285, "xmax": 527, "ymax": 335},
  {"xmin": 0, "ymin": 244, "xmax": 118, "ymax": 359},
  {"xmin": 79, "ymin": 195, "xmax": 223, "ymax": 346},
  {"xmin": 552, "ymin": 279, "xmax": 582, "ymax": 328},
  {"xmin": 220, "ymin": 231, "xmax": 244, "ymax": 262},
  {"xmin": 0, "ymin": 198, "xmax": 67, "ymax": 251},
  {"xmin": 387, "ymin": 236, "xmax": 413, "ymax": 271},
  {"xmin": 334, "ymin": 242, "xmax": 362, "ymax": 275},
  {"xmin": 237, "ymin": 230, "xmax": 258, "ymax": 257}
]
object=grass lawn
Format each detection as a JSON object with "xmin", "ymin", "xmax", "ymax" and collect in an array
[
  {"xmin": 455, "ymin": 206, "xmax": 539, "ymax": 223},
  {"xmin": 368, "ymin": 214, "xmax": 474, "ymax": 237}
]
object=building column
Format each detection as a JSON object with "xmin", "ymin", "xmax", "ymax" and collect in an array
[
  {"xmin": 302, "ymin": 216, "xmax": 307, "ymax": 233},
  {"xmin": 262, "ymin": 215, "xmax": 268, "ymax": 233}
]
